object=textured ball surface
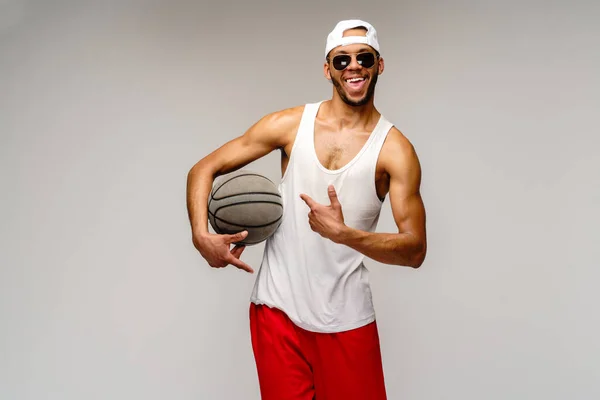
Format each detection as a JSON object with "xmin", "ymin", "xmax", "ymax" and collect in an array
[{"xmin": 208, "ymin": 170, "xmax": 283, "ymax": 245}]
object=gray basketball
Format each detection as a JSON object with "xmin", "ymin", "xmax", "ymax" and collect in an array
[{"xmin": 208, "ymin": 170, "xmax": 283, "ymax": 246}]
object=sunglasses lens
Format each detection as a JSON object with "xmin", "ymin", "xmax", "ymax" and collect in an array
[
  {"xmin": 332, "ymin": 55, "xmax": 351, "ymax": 70},
  {"xmin": 357, "ymin": 53, "xmax": 376, "ymax": 68},
  {"xmin": 331, "ymin": 53, "xmax": 377, "ymax": 70}
]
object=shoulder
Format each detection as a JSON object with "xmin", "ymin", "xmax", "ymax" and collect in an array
[
  {"xmin": 256, "ymin": 105, "xmax": 305, "ymax": 132},
  {"xmin": 380, "ymin": 126, "xmax": 422, "ymax": 181},
  {"xmin": 243, "ymin": 104, "xmax": 306, "ymax": 147}
]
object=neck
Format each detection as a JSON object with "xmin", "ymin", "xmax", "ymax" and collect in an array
[{"xmin": 326, "ymin": 95, "xmax": 379, "ymax": 130}]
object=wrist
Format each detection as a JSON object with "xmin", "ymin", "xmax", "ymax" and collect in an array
[
  {"xmin": 334, "ymin": 224, "xmax": 353, "ymax": 245},
  {"xmin": 192, "ymin": 224, "xmax": 210, "ymax": 239}
]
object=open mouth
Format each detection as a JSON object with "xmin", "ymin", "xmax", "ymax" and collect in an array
[{"xmin": 344, "ymin": 76, "xmax": 367, "ymax": 91}]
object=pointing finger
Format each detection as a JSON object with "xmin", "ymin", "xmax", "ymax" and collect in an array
[
  {"xmin": 299, "ymin": 194, "xmax": 316, "ymax": 209},
  {"xmin": 227, "ymin": 254, "xmax": 254, "ymax": 273}
]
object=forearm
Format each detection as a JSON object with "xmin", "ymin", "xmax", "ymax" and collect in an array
[
  {"xmin": 186, "ymin": 162, "xmax": 215, "ymax": 236},
  {"xmin": 336, "ymin": 227, "xmax": 426, "ymax": 268}
]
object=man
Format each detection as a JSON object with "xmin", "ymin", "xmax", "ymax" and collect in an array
[{"xmin": 187, "ymin": 19, "xmax": 427, "ymax": 400}]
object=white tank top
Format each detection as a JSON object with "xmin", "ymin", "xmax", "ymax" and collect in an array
[{"xmin": 250, "ymin": 101, "xmax": 394, "ymax": 333}]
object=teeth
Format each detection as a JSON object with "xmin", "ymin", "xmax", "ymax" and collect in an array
[{"xmin": 346, "ymin": 77, "xmax": 365, "ymax": 83}]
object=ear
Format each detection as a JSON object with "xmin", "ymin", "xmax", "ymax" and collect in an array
[
  {"xmin": 324, "ymin": 60, "xmax": 332, "ymax": 81},
  {"xmin": 378, "ymin": 57, "xmax": 385, "ymax": 75}
]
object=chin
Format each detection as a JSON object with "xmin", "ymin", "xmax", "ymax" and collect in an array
[
  {"xmin": 343, "ymin": 95, "xmax": 371, "ymax": 107},
  {"xmin": 340, "ymin": 85, "xmax": 376, "ymax": 106},
  {"xmin": 333, "ymin": 73, "xmax": 378, "ymax": 107}
]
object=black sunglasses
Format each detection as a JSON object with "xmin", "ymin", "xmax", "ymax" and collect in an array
[{"xmin": 329, "ymin": 52, "xmax": 378, "ymax": 71}]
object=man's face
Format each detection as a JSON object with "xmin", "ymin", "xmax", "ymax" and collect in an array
[{"xmin": 324, "ymin": 30, "xmax": 384, "ymax": 107}]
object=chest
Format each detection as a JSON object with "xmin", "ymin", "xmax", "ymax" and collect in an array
[
  {"xmin": 313, "ymin": 125, "xmax": 371, "ymax": 171},
  {"xmin": 308, "ymin": 121, "xmax": 390, "ymax": 200}
]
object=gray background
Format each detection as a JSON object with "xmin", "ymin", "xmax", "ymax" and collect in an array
[{"xmin": 1, "ymin": 0, "xmax": 598, "ymax": 399}]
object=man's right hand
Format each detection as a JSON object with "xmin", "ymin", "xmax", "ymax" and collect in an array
[
  {"xmin": 192, "ymin": 231, "xmax": 254, "ymax": 273},
  {"xmin": 186, "ymin": 107, "xmax": 302, "ymax": 275}
]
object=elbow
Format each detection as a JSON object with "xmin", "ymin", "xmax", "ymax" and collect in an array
[
  {"xmin": 409, "ymin": 242, "xmax": 427, "ymax": 269},
  {"xmin": 187, "ymin": 161, "xmax": 201, "ymax": 182},
  {"xmin": 188, "ymin": 159, "xmax": 216, "ymax": 182},
  {"xmin": 189, "ymin": 159, "xmax": 207, "ymax": 176}
]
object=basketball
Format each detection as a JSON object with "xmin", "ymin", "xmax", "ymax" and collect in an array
[{"xmin": 208, "ymin": 169, "xmax": 283, "ymax": 246}]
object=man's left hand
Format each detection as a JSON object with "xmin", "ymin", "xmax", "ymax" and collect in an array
[{"xmin": 299, "ymin": 185, "xmax": 346, "ymax": 243}]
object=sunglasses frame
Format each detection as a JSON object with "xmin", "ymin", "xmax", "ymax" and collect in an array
[{"xmin": 327, "ymin": 52, "xmax": 380, "ymax": 71}]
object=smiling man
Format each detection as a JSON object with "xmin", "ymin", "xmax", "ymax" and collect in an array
[{"xmin": 187, "ymin": 19, "xmax": 427, "ymax": 400}]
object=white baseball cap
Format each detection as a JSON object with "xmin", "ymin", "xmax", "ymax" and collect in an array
[{"xmin": 325, "ymin": 19, "xmax": 381, "ymax": 59}]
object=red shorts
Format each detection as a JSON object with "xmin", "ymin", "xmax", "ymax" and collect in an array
[{"xmin": 249, "ymin": 303, "xmax": 387, "ymax": 400}]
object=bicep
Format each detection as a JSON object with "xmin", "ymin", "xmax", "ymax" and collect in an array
[
  {"xmin": 387, "ymin": 139, "xmax": 427, "ymax": 241},
  {"xmin": 208, "ymin": 129, "xmax": 276, "ymax": 176},
  {"xmin": 198, "ymin": 111, "xmax": 296, "ymax": 177}
]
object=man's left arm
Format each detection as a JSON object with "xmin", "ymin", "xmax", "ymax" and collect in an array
[
  {"xmin": 340, "ymin": 133, "xmax": 426, "ymax": 267},
  {"xmin": 300, "ymin": 130, "xmax": 427, "ymax": 268}
]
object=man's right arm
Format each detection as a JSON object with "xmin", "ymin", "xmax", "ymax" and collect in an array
[{"xmin": 186, "ymin": 106, "xmax": 302, "ymax": 272}]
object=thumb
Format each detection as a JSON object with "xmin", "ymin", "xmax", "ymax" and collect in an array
[
  {"xmin": 226, "ymin": 230, "xmax": 248, "ymax": 244},
  {"xmin": 328, "ymin": 185, "xmax": 341, "ymax": 209}
]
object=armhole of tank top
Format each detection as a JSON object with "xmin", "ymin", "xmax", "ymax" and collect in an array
[
  {"xmin": 281, "ymin": 102, "xmax": 319, "ymax": 184},
  {"xmin": 369, "ymin": 121, "xmax": 394, "ymax": 205}
]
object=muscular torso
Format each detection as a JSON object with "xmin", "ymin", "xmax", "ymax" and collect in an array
[{"xmin": 278, "ymin": 105, "xmax": 392, "ymax": 200}]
